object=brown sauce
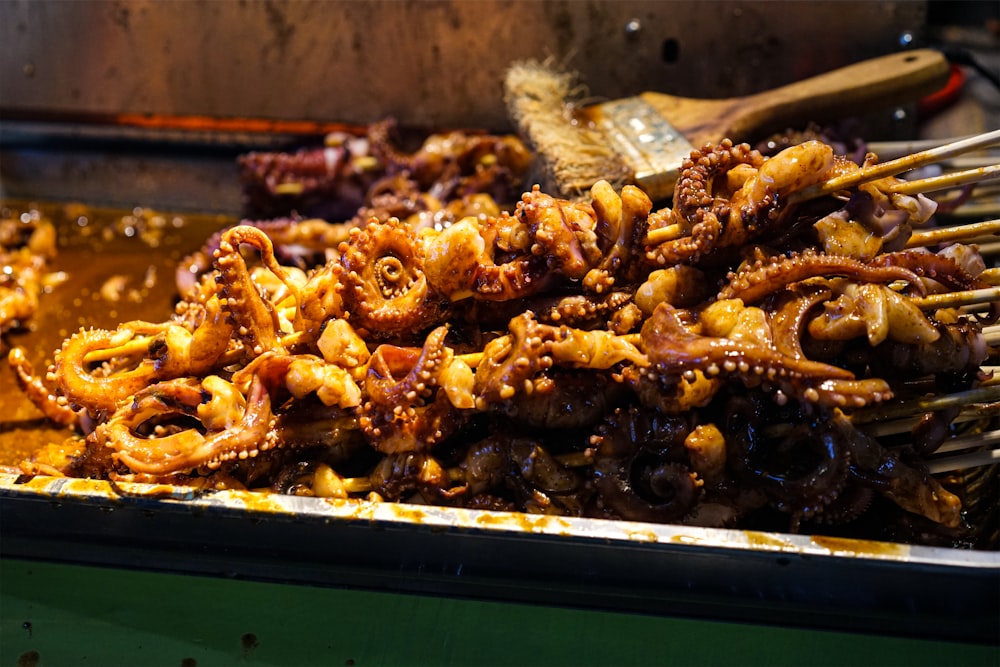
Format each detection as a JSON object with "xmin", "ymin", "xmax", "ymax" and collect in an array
[{"xmin": 0, "ymin": 200, "xmax": 234, "ymax": 465}]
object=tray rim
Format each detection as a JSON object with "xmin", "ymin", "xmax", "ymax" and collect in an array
[{"xmin": 3, "ymin": 471, "xmax": 997, "ymax": 569}]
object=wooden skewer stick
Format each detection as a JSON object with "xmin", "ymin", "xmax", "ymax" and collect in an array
[
  {"xmin": 925, "ymin": 440, "xmax": 1000, "ymax": 474},
  {"xmin": 885, "ymin": 163, "xmax": 1000, "ymax": 195},
  {"xmin": 969, "ymin": 268, "xmax": 999, "ymax": 286},
  {"xmin": 850, "ymin": 384, "xmax": 1000, "ymax": 424},
  {"xmin": 83, "ymin": 336, "xmax": 156, "ymax": 363},
  {"xmin": 645, "ymin": 144, "xmax": 1000, "ymax": 246},
  {"xmin": 273, "ymin": 182, "xmax": 305, "ymax": 195},
  {"xmin": 341, "ymin": 477, "xmax": 374, "ymax": 494},
  {"xmin": 788, "ymin": 129, "xmax": 1000, "ymax": 205},
  {"xmin": 905, "ymin": 219, "xmax": 1000, "ymax": 249},
  {"xmin": 933, "ymin": 427, "xmax": 1000, "ymax": 455},
  {"xmin": 908, "ymin": 286, "xmax": 1000, "ymax": 311},
  {"xmin": 978, "ymin": 243, "xmax": 1000, "ymax": 259},
  {"xmin": 644, "ymin": 223, "xmax": 684, "ymax": 246},
  {"xmin": 860, "ymin": 403, "xmax": 1000, "ymax": 438}
]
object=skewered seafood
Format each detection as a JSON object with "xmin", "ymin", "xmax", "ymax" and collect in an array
[{"xmin": 7, "ymin": 130, "xmax": 999, "ymax": 546}]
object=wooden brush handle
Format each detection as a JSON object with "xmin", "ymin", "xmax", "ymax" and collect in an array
[
  {"xmin": 729, "ymin": 49, "xmax": 950, "ymax": 137},
  {"xmin": 645, "ymin": 49, "xmax": 951, "ymax": 148}
]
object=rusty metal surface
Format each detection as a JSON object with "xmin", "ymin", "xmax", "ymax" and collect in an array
[
  {"xmin": 0, "ymin": 1, "xmax": 932, "ymax": 211},
  {"xmin": 1, "ymin": 1, "xmax": 927, "ymax": 131},
  {"xmin": 0, "ymin": 144, "xmax": 244, "ymax": 213}
]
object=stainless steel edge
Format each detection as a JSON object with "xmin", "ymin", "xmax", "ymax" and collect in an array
[
  {"xmin": 3, "ymin": 472, "xmax": 996, "ymax": 569},
  {"xmin": 3, "ymin": 471, "xmax": 998, "ymax": 644}
]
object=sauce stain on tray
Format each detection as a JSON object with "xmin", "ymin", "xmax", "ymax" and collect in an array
[{"xmin": 0, "ymin": 200, "xmax": 233, "ymax": 465}]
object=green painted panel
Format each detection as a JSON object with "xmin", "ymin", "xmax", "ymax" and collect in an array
[{"xmin": 1, "ymin": 558, "xmax": 995, "ymax": 667}]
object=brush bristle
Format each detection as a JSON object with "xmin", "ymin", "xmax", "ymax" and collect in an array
[{"xmin": 503, "ymin": 60, "xmax": 632, "ymax": 199}]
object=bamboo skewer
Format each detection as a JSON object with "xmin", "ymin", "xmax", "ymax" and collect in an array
[
  {"xmin": 932, "ymin": 427, "xmax": 1000, "ymax": 455},
  {"xmin": 644, "ymin": 133, "xmax": 1000, "ymax": 246},
  {"xmin": 865, "ymin": 136, "xmax": 991, "ymax": 160},
  {"xmin": 788, "ymin": 129, "xmax": 1000, "ymax": 204},
  {"xmin": 906, "ymin": 219, "xmax": 1000, "ymax": 249},
  {"xmin": 83, "ymin": 336, "xmax": 156, "ymax": 364},
  {"xmin": 644, "ymin": 223, "xmax": 683, "ymax": 246},
  {"xmin": 860, "ymin": 403, "xmax": 1000, "ymax": 438},
  {"xmin": 884, "ymin": 163, "xmax": 1000, "ymax": 195},
  {"xmin": 978, "ymin": 244, "xmax": 1000, "ymax": 261},
  {"xmin": 850, "ymin": 384, "xmax": 1000, "ymax": 425},
  {"xmin": 926, "ymin": 444, "xmax": 1000, "ymax": 475},
  {"xmin": 907, "ymin": 287, "xmax": 1000, "ymax": 311},
  {"xmin": 981, "ymin": 325, "xmax": 1000, "ymax": 342}
]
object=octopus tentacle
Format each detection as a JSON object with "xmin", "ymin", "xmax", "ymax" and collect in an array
[
  {"xmin": 49, "ymin": 300, "xmax": 238, "ymax": 417},
  {"xmin": 214, "ymin": 225, "xmax": 301, "ymax": 357},
  {"xmin": 469, "ymin": 254, "xmax": 551, "ymax": 302},
  {"xmin": 807, "ymin": 281, "xmax": 941, "ymax": 347},
  {"xmin": 154, "ymin": 297, "xmax": 236, "ymax": 377},
  {"xmin": 872, "ymin": 249, "xmax": 986, "ymax": 291},
  {"xmin": 548, "ymin": 325, "xmax": 647, "ymax": 370},
  {"xmin": 359, "ymin": 325, "xmax": 465, "ymax": 453},
  {"xmin": 369, "ymin": 451, "xmax": 451, "ymax": 502},
  {"xmin": 724, "ymin": 395, "xmax": 850, "ymax": 528},
  {"xmin": 646, "ymin": 140, "xmax": 766, "ymax": 265},
  {"xmin": 101, "ymin": 374, "xmax": 277, "ymax": 475},
  {"xmin": 457, "ymin": 291, "xmax": 642, "ymax": 339},
  {"xmin": 808, "ymin": 483, "xmax": 876, "ymax": 526},
  {"xmin": 512, "ymin": 185, "xmax": 603, "ymax": 280},
  {"xmin": 591, "ymin": 406, "xmax": 702, "ymax": 523},
  {"xmin": 474, "ymin": 312, "xmax": 645, "ymax": 413},
  {"xmin": 539, "ymin": 291, "xmax": 637, "ymax": 328},
  {"xmin": 769, "ymin": 284, "xmax": 834, "ymax": 360},
  {"xmin": 717, "ymin": 249, "xmax": 925, "ymax": 304},
  {"xmin": 51, "ymin": 323, "xmax": 170, "ymax": 414},
  {"xmin": 423, "ymin": 181, "xmax": 651, "ymax": 303},
  {"xmin": 336, "ymin": 218, "xmax": 449, "ymax": 340},
  {"xmin": 872, "ymin": 249, "xmax": 1000, "ymax": 324},
  {"xmin": 473, "ymin": 312, "xmax": 555, "ymax": 407},
  {"xmin": 498, "ymin": 369, "xmax": 625, "ymax": 429},
  {"xmin": 421, "ymin": 211, "xmax": 561, "ymax": 303},
  {"xmin": 177, "ymin": 217, "xmax": 355, "ymax": 299},
  {"xmin": 296, "ymin": 262, "xmax": 347, "ymax": 338},
  {"xmin": 506, "ymin": 438, "xmax": 589, "ymax": 515},
  {"xmin": 868, "ymin": 319, "xmax": 988, "ymax": 380},
  {"xmin": 461, "ymin": 434, "xmax": 589, "ymax": 515},
  {"xmin": 641, "ymin": 303, "xmax": 892, "ymax": 408},
  {"xmin": 8, "ymin": 347, "xmax": 79, "ymax": 427},
  {"xmin": 836, "ymin": 412, "xmax": 962, "ymax": 528},
  {"xmin": 584, "ymin": 181, "xmax": 653, "ymax": 292},
  {"xmin": 622, "ymin": 364, "xmax": 723, "ymax": 414}
]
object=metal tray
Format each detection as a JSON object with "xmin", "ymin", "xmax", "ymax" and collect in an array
[
  {"xmin": 2, "ymin": 472, "xmax": 997, "ymax": 645},
  {"xmin": 1, "ymin": 133, "xmax": 997, "ymax": 648}
]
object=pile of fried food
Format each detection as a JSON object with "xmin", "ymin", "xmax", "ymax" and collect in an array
[{"xmin": 6, "ymin": 119, "xmax": 998, "ymax": 545}]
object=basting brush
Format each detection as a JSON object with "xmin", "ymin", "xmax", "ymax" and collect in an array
[{"xmin": 504, "ymin": 49, "xmax": 951, "ymax": 200}]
